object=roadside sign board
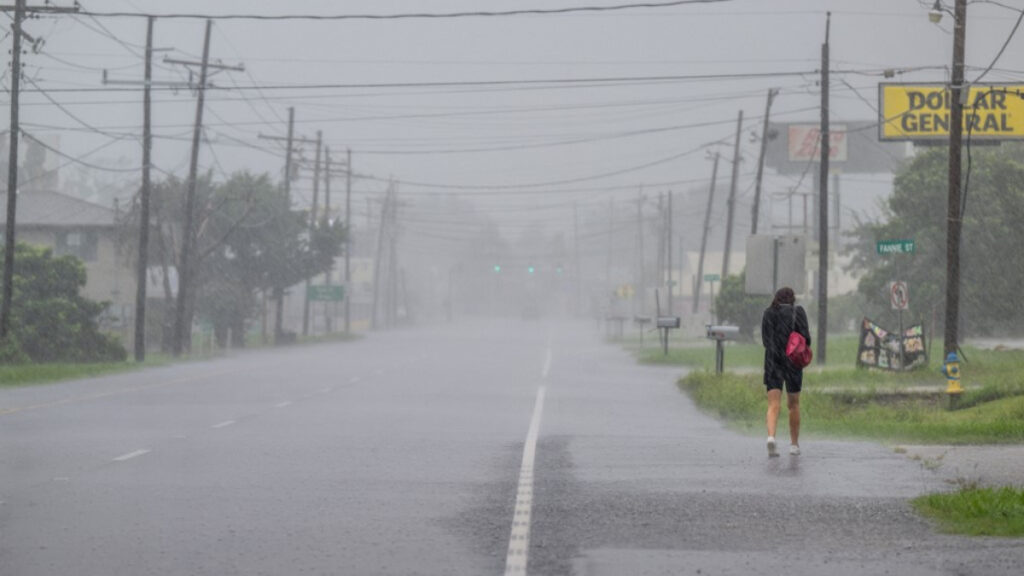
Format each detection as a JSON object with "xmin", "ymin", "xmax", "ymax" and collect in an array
[
  {"xmin": 879, "ymin": 83, "xmax": 1024, "ymax": 142},
  {"xmin": 703, "ymin": 273, "xmax": 720, "ymax": 282},
  {"xmin": 307, "ymin": 285, "xmax": 345, "ymax": 302},
  {"xmin": 889, "ymin": 281, "xmax": 909, "ymax": 311},
  {"xmin": 877, "ymin": 239, "xmax": 915, "ymax": 255}
]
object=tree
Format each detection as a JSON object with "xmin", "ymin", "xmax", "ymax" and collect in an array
[
  {"xmin": 846, "ymin": 144, "xmax": 1024, "ymax": 337},
  {"xmin": 714, "ymin": 271, "xmax": 765, "ymax": 340},
  {"xmin": 0, "ymin": 243, "xmax": 126, "ymax": 363}
]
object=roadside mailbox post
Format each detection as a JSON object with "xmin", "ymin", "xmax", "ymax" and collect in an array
[
  {"xmin": 656, "ymin": 316, "xmax": 680, "ymax": 356},
  {"xmin": 634, "ymin": 316, "xmax": 652, "ymax": 348},
  {"xmin": 706, "ymin": 325, "xmax": 740, "ymax": 374}
]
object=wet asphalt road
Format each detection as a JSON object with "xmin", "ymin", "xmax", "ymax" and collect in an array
[{"xmin": 2, "ymin": 318, "xmax": 1023, "ymax": 575}]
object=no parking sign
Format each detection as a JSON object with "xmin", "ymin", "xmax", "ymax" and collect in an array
[{"xmin": 889, "ymin": 281, "xmax": 909, "ymax": 311}]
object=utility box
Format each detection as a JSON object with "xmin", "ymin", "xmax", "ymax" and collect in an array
[{"xmin": 745, "ymin": 235, "xmax": 807, "ymax": 295}]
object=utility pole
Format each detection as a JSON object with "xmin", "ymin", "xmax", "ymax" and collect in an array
[
  {"xmin": 371, "ymin": 184, "xmax": 392, "ymax": 330},
  {"xmin": 172, "ymin": 19, "xmax": 213, "ymax": 357},
  {"xmin": 722, "ymin": 110, "xmax": 743, "ymax": 279},
  {"xmin": 1, "ymin": 0, "xmax": 26, "ymax": 342},
  {"xmin": 345, "ymin": 148, "xmax": 353, "ymax": 335},
  {"xmin": 302, "ymin": 130, "xmax": 322, "ymax": 337},
  {"xmin": 1, "ymin": 0, "xmax": 78, "ymax": 341},
  {"xmin": 944, "ymin": 0, "xmax": 967, "ymax": 355},
  {"xmin": 693, "ymin": 152, "xmax": 720, "ymax": 315},
  {"xmin": 259, "ymin": 110, "xmax": 325, "ymax": 343},
  {"xmin": 635, "ymin": 190, "xmax": 645, "ymax": 315},
  {"xmin": 323, "ymin": 146, "xmax": 333, "ymax": 333},
  {"xmin": 167, "ymin": 20, "xmax": 244, "ymax": 355},
  {"xmin": 752, "ymin": 89, "xmax": 778, "ymax": 236},
  {"xmin": 133, "ymin": 16, "xmax": 155, "ymax": 362},
  {"xmin": 816, "ymin": 13, "xmax": 831, "ymax": 365},
  {"xmin": 573, "ymin": 201, "xmax": 581, "ymax": 315},
  {"xmin": 666, "ymin": 191, "xmax": 673, "ymax": 315},
  {"xmin": 605, "ymin": 198, "xmax": 614, "ymax": 291}
]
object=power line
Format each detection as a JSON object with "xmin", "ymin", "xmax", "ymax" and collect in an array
[{"xmin": 74, "ymin": 1, "xmax": 733, "ymax": 21}]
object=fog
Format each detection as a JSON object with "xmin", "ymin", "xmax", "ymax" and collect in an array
[{"xmin": 6, "ymin": 0, "xmax": 1024, "ymax": 336}]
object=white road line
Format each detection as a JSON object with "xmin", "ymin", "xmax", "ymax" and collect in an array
[
  {"xmin": 113, "ymin": 449, "xmax": 151, "ymax": 462},
  {"xmin": 349, "ymin": 376, "xmax": 361, "ymax": 384},
  {"xmin": 504, "ymin": 385, "xmax": 547, "ymax": 576},
  {"xmin": 274, "ymin": 401, "xmax": 293, "ymax": 408},
  {"xmin": 211, "ymin": 420, "xmax": 236, "ymax": 429}
]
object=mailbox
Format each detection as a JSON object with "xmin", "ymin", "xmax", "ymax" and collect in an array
[
  {"xmin": 656, "ymin": 316, "xmax": 681, "ymax": 329},
  {"xmin": 634, "ymin": 316, "xmax": 652, "ymax": 326},
  {"xmin": 706, "ymin": 325, "xmax": 740, "ymax": 341}
]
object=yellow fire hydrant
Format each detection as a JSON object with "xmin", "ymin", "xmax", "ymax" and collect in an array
[{"xmin": 942, "ymin": 351, "xmax": 963, "ymax": 395}]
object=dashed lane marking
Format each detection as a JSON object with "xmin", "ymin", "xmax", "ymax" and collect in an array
[
  {"xmin": 211, "ymin": 420, "xmax": 236, "ymax": 429},
  {"xmin": 274, "ymin": 401, "xmax": 292, "ymax": 408},
  {"xmin": 112, "ymin": 449, "xmax": 151, "ymax": 462}
]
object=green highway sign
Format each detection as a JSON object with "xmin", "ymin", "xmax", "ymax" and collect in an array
[
  {"xmin": 704, "ymin": 273, "xmax": 721, "ymax": 282},
  {"xmin": 307, "ymin": 285, "xmax": 345, "ymax": 301},
  {"xmin": 877, "ymin": 239, "xmax": 916, "ymax": 255}
]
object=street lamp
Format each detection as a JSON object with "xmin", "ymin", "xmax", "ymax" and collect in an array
[{"xmin": 929, "ymin": 0, "xmax": 944, "ymax": 23}]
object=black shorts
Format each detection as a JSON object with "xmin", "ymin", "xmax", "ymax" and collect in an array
[{"xmin": 764, "ymin": 365, "xmax": 802, "ymax": 394}]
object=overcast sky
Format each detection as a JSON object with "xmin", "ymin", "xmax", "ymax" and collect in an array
[{"xmin": 9, "ymin": 0, "xmax": 1024, "ymax": 240}]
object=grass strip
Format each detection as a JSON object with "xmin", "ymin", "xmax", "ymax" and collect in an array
[
  {"xmin": 678, "ymin": 371, "xmax": 1024, "ymax": 445},
  {"xmin": 0, "ymin": 358, "xmax": 169, "ymax": 388},
  {"xmin": 913, "ymin": 487, "xmax": 1024, "ymax": 537}
]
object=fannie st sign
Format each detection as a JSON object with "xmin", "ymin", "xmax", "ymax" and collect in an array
[
  {"xmin": 879, "ymin": 83, "xmax": 1024, "ymax": 141},
  {"xmin": 877, "ymin": 239, "xmax": 915, "ymax": 255}
]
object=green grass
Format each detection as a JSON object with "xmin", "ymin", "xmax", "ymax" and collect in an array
[
  {"xmin": 678, "ymin": 368, "xmax": 1024, "ymax": 445},
  {"xmin": 0, "ymin": 356, "xmax": 172, "ymax": 388},
  {"xmin": 636, "ymin": 334, "xmax": 866, "ymax": 370},
  {"xmin": 913, "ymin": 487, "xmax": 1024, "ymax": 536}
]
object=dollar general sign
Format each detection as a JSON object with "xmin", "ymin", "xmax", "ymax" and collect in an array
[{"xmin": 879, "ymin": 84, "xmax": 1024, "ymax": 141}]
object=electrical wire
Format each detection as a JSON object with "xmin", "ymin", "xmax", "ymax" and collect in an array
[{"xmin": 75, "ymin": 1, "xmax": 733, "ymax": 21}]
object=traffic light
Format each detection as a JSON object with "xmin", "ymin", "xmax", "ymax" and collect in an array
[
  {"xmin": 528, "ymin": 265, "xmax": 535, "ymax": 274},
  {"xmin": 556, "ymin": 263, "xmax": 563, "ymax": 274},
  {"xmin": 494, "ymin": 264, "xmax": 501, "ymax": 273}
]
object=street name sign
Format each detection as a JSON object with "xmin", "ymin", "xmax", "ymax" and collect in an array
[
  {"xmin": 704, "ymin": 273, "xmax": 721, "ymax": 282},
  {"xmin": 876, "ymin": 239, "xmax": 915, "ymax": 255},
  {"xmin": 307, "ymin": 285, "xmax": 345, "ymax": 301}
]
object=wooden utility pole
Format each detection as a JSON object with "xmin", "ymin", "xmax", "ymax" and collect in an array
[
  {"xmin": 371, "ymin": 185, "xmax": 392, "ymax": 330},
  {"xmin": 693, "ymin": 152, "xmax": 720, "ymax": 315},
  {"xmin": 944, "ymin": 0, "xmax": 967, "ymax": 355},
  {"xmin": 635, "ymin": 190, "xmax": 645, "ymax": 315},
  {"xmin": 167, "ymin": 20, "xmax": 244, "ymax": 355},
  {"xmin": 573, "ymin": 201, "xmax": 581, "ymax": 315},
  {"xmin": 722, "ymin": 110, "xmax": 743, "ymax": 279},
  {"xmin": 1, "ymin": 1, "xmax": 79, "ymax": 341},
  {"xmin": 302, "ymin": 130, "xmax": 323, "ymax": 336},
  {"xmin": 345, "ymin": 148, "xmax": 353, "ymax": 335},
  {"xmin": 666, "ymin": 191, "xmax": 673, "ymax": 315},
  {"xmin": 817, "ymin": 13, "xmax": 831, "ymax": 365},
  {"xmin": 1, "ymin": 0, "xmax": 27, "ymax": 342},
  {"xmin": 752, "ymin": 89, "xmax": 777, "ymax": 236},
  {"xmin": 323, "ymin": 146, "xmax": 333, "ymax": 333},
  {"xmin": 172, "ymin": 19, "xmax": 213, "ymax": 357},
  {"xmin": 133, "ymin": 16, "xmax": 155, "ymax": 362}
]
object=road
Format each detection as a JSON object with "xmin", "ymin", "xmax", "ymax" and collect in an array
[{"xmin": 2, "ymin": 319, "xmax": 1023, "ymax": 575}]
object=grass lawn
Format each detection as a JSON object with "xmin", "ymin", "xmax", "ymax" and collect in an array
[
  {"xmin": 0, "ymin": 357, "xmax": 171, "ymax": 389},
  {"xmin": 913, "ymin": 487, "xmax": 1024, "ymax": 537}
]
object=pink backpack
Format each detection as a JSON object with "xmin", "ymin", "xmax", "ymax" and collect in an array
[{"xmin": 786, "ymin": 307, "xmax": 812, "ymax": 369}]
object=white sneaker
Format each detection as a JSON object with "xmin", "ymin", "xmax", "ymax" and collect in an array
[
  {"xmin": 789, "ymin": 445, "xmax": 801, "ymax": 456},
  {"xmin": 767, "ymin": 436, "xmax": 778, "ymax": 457}
]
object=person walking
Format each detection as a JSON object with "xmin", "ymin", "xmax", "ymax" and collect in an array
[{"xmin": 761, "ymin": 286, "xmax": 811, "ymax": 457}]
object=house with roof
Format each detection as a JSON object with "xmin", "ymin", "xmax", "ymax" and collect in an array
[{"xmin": 1, "ymin": 190, "xmax": 137, "ymax": 343}]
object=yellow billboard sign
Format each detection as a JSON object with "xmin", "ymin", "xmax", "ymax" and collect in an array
[{"xmin": 879, "ymin": 83, "xmax": 1024, "ymax": 141}]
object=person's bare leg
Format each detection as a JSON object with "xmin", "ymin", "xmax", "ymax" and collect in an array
[
  {"xmin": 766, "ymin": 389, "xmax": 782, "ymax": 438},
  {"xmin": 787, "ymin": 392, "xmax": 801, "ymax": 448}
]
